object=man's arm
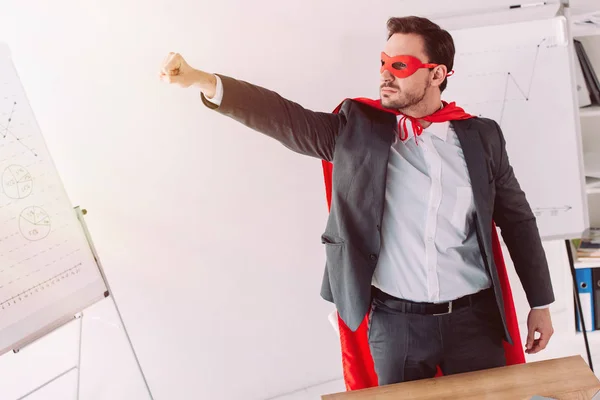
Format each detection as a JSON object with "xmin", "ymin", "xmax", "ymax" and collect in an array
[
  {"xmin": 201, "ymin": 74, "xmax": 346, "ymax": 161},
  {"xmin": 491, "ymin": 120, "xmax": 555, "ymax": 308},
  {"xmin": 491, "ymin": 120, "xmax": 555, "ymax": 354},
  {"xmin": 160, "ymin": 53, "xmax": 346, "ymax": 161}
]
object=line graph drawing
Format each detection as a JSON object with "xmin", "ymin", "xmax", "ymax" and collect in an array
[
  {"xmin": 458, "ymin": 38, "xmax": 550, "ymax": 127},
  {"xmin": 2, "ymin": 165, "xmax": 33, "ymax": 199},
  {"xmin": 0, "ymin": 100, "xmax": 38, "ymax": 157},
  {"xmin": 18, "ymin": 206, "xmax": 51, "ymax": 241},
  {"xmin": 497, "ymin": 38, "xmax": 546, "ymax": 126}
]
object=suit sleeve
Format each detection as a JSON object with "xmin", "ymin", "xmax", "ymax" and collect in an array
[
  {"xmin": 491, "ymin": 120, "xmax": 555, "ymax": 308},
  {"xmin": 200, "ymin": 74, "xmax": 346, "ymax": 161},
  {"xmin": 204, "ymin": 74, "xmax": 224, "ymax": 106}
]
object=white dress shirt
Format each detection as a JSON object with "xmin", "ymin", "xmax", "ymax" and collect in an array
[
  {"xmin": 205, "ymin": 75, "xmax": 550, "ymax": 309},
  {"xmin": 371, "ymin": 120, "xmax": 491, "ymax": 303}
]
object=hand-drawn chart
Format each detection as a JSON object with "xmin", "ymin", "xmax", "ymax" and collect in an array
[
  {"xmin": 2, "ymin": 165, "xmax": 33, "ymax": 199},
  {"xmin": 449, "ymin": 37, "xmax": 555, "ymax": 127},
  {"xmin": 497, "ymin": 39, "xmax": 545, "ymax": 127},
  {"xmin": 0, "ymin": 43, "xmax": 107, "ymax": 356},
  {"xmin": 0, "ymin": 262, "xmax": 82, "ymax": 310},
  {"xmin": 0, "ymin": 101, "xmax": 38, "ymax": 158},
  {"xmin": 19, "ymin": 206, "xmax": 51, "ymax": 241}
]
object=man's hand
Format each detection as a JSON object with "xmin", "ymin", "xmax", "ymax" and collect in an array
[
  {"xmin": 159, "ymin": 52, "xmax": 217, "ymax": 97},
  {"xmin": 525, "ymin": 308, "xmax": 554, "ymax": 354}
]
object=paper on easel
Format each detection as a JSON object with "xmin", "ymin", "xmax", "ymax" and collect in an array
[{"xmin": 0, "ymin": 42, "xmax": 107, "ymax": 356}]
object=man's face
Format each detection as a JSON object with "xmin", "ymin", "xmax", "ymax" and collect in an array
[{"xmin": 380, "ymin": 33, "xmax": 433, "ymax": 110}]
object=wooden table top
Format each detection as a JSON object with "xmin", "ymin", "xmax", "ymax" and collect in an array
[{"xmin": 322, "ymin": 356, "xmax": 600, "ymax": 400}]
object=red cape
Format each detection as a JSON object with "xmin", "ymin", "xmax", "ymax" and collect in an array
[{"xmin": 321, "ymin": 98, "xmax": 525, "ymax": 391}]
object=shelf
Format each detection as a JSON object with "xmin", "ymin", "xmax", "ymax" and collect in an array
[
  {"xmin": 571, "ymin": 10, "xmax": 600, "ymax": 38},
  {"xmin": 580, "ymin": 106, "xmax": 600, "ymax": 117},
  {"xmin": 575, "ymin": 259, "xmax": 600, "ymax": 269},
  {"xmin": 573, "ymin": 23, "xmax": 600, "ymax": 38},
  {"xmin": 575, "ymin": 330, "xmax": 600, "ymax": 338},
  {"xmin": 585, "ymin": 177, "xmax": 600, "ymax": 194}
]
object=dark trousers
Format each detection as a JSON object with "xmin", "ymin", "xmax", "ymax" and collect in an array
[{"xmin": 367, "ymin": 287, "xmax": 507, "ymax": 386}]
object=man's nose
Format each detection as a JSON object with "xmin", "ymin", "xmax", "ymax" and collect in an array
[{"xmin": 381, "ymin": 69, "xmax": 394, "ymax": 83}]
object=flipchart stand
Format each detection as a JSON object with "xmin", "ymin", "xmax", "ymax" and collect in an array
[
  {"xmin": 13, "ymin": 313, "xmax": 84, "ymax": 400},
  {"xmin": 11, "ymin": 206, "xmax": 155, "ymax": 400}
]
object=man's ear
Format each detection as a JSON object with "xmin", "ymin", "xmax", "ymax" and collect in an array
[{"xmin": 431, "ymin": 65, "xmax": 447, "ymax": 87}]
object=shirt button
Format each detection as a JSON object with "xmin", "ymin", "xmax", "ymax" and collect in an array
[{"xmin": 370, "ymin": 254, "xmax": 378, "ymax": 261}]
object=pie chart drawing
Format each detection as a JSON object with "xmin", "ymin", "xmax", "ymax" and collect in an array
[
  {"xmin": 2, "ymin": 165, "xmax": 33, "ymax": 199},
  {"xmin": 19, "ymin": 206, "xmax": 51, "ymax": 241}
]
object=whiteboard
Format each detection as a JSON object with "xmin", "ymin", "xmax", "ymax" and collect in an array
[
  {"xmin": 0, "ymin": 43, "xmax": 108, "ymax": 355},
  {"xmin": 442, "ymin": 16, "xmax": 587, "ymax": 239}
]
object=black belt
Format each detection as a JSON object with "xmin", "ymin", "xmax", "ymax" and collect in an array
[{"xmin": 372, "ymin": 286, "xmax": 495, "ymax": 316}]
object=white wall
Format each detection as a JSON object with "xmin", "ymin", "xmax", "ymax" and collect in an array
[{"xmin": 0, "ymin": 1, "xmax": 598, "ymax": 399}]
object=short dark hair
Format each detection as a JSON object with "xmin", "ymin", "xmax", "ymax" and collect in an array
[{"xmin": 386, "ymin": 16, "xmax": 455, "ymax": 92}]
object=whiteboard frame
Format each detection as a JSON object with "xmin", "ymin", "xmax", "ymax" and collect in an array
[
  {"xmin": 426, "ymin": 1, "xmax": 589, "ymax": 242},
  {"xmin": 444, "ymin": 14, "xmax": 589, "ymax": 241},
  {"xmin": 563, "ymin": 5, "xmax": 592, "ymax": 237}
]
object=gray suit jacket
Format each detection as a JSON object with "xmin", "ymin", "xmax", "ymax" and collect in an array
[{"xmin": 202, "ymin": 74, "xmax": 555, "ymax": 344}]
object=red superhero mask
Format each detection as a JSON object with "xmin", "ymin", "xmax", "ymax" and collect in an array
[{"xmin": 380, "ymin": 52, "xmax": 454, "ymax": 78}]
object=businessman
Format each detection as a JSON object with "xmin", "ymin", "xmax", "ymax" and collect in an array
[{"xmin": 160, "ymin": 16, "xmax": 555, "ymax": 386}]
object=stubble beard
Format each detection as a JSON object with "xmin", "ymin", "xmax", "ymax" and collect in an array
[{"xmin": 380, "ymin": 81, "xmax": 430, "ymax": 112}]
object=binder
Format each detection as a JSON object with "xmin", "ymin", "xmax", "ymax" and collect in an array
[
  {"xmin": 574, "ymin": 47, "xmax": 592, "ymax": 107},
  {"xmin": 575, "ymin": 268, "xmax": 596, "ymax": 332},
  {"xmin": 574, "ymin": 40, "xmax": 600, "ymax": 105},
  {"xmin": 593, "ymin": 268, "xmax": 600, "ymax": 330}
]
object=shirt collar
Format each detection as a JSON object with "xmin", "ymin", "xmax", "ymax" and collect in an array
[
  {"xmin": 396, "ymin": 102, "xmax": 449, "ymax": 144},
  {"xmin": 426, "ymin": 120, "xmax": 451, "ymax": 141},
  {"xmin": 396, "ymin": 117, "xmax": 450, "ymax": 144}
]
